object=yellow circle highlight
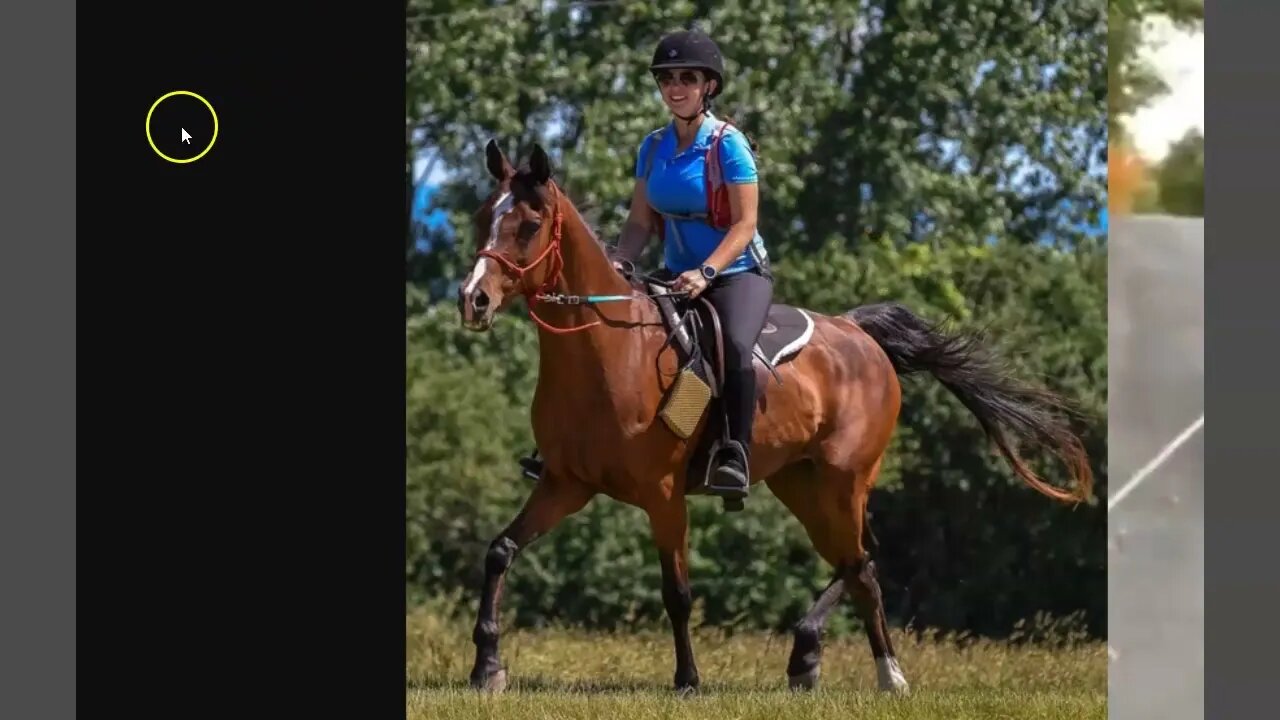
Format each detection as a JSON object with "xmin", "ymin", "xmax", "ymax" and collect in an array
[{"xmin": 145, "ymin": 91, "xmax": 219, "ymax": 164}]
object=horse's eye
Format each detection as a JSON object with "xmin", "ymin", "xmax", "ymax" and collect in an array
[{"xmin": 517, "ymin": 220, "xmax": 541, "ymax": 240}]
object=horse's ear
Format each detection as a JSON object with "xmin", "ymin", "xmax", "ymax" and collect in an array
[
  {"xmin": 529, "ymin": 144, "xmax": 552, "ymax": 185},
  {"xmin": 485, "ymin": 139, "xmax": 513, "ymax": 181}
]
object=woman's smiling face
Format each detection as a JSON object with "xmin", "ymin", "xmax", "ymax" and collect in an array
[{"xmin": 656, "ymin": 69, "xmax": 714, "ymax": 116}]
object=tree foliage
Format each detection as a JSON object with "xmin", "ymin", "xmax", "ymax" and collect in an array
[
  {"xmin": 1154, "ymin": 129, "xmax": 1203, "ymax": 216},
  {"xmin": 1107, "ymin": 0, "xmax": 1203, "ymax": 140},
  {"xmin": 1107, "ymin": 131, "xmax": 1202, "ymax": 218},
  {"xmin": 409, "ymin": 0, "xmax": 1106, "ymax": 284}
]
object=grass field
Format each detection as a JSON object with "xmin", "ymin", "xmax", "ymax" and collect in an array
[{"xmin": 407, "ymin": 605, "xmax": 1106, "ymax": 719}]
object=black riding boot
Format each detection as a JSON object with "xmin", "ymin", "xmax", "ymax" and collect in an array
[
  {"xmin": 518, "ymin": 448, "xmax": 543, "ymax": 481},
  {"xmin": 707, "ymin": 366, "xmax": 756, "ymax": 506}
]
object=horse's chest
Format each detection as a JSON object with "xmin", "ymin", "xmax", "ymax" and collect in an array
[
  {"xmin": 537, "ymin": 419, "xmax": 622, "ymax": 469},
  {"xmin": 532, "ymin": 402, "xmax": 658, "ymax": 494},
  {"xmin": 529, "ymin": 342, "xmax": 668, "ymax": 493}
]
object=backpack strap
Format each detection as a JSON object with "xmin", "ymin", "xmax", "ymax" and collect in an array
[
  {"xmin": 704, "ymin": 120, "xmax": 735, "ymax": 229},
  {"xmin": 641, "ymin": 126, "xmax": 664, "ymax": 183},
  {"xmin": 705, "ymin": 120, "xmax": 731, "ymax": 191},
  {"xmin": 705, "ymin": 121, "xmax": 771, "ymax": 274},
  {"xmin": 642, "ymin": 119, "xmax": 762, "ymax": 269},
  {"xmin": 642, "ymin": 126, "xmax": 699, "ymax": 268}
]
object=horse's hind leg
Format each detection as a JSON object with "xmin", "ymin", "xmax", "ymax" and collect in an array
[
  {"xmin": 766, "ymin": 462, "xmax": 848, "ymax": 690},
  {"xmin": 839, "ymin": 459, "xmax": 910, "ymax": 694},
  {"xmin": 469, "ymin": 475, "xmax": 594, "ymax": 692},
  {"xmin": 847, "ymin": 549, "xmax": 909, "ymax": 693},
  {"xmin": 770, "ymin": 457, "xmax": 910, "ymax": 693}
]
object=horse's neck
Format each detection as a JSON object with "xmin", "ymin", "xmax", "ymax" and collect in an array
[
  {"xmin": 534, "ymin": 196, "xmax": 660, "ymax": 391},
  {"xmin": 550, "ymin": 196, "xmax": 629, "ymax": 299}
]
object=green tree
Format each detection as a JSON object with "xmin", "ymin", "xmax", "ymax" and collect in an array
[
  {"xmin": 1154, "ymin": 129, "xmax": 1203, "ymax": 216},
  {"xmin": 408, "ymin": 0, "xmax": 1106, "ymax": 286},
  {"xmin": 1108, "ymin": 0, "xmax": 1203, "ymax": 141}
]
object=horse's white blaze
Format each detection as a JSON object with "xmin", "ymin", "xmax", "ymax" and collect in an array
[
  {"xmin": 876, "ymin": 657, "xmax": 909, "ymax": 693},
  {"xmin": 488, "ymin": 191, "xmax": 514, "ymax": 247},
  {"xmin": 463, "ymin": 258, "xmax": 489, "ymax": 296},
  {"xmin": 462, "ymin": 192, "xmax": 514, "ymax": 299}
]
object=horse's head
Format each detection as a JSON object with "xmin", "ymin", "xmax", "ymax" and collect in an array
[{"xmin": 458, "ymin": 140, "xmax": 562, "ymax": 331}]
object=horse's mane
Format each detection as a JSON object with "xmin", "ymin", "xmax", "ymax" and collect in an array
[
  {"xmin": 506, "ymin": 160, "xmax": 620, "ymax": 259},
  {"xmin": 547, "ymin": 175, "xmax": 611, "ymax": 253}
]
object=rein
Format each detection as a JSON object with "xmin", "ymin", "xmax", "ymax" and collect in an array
[{"xmin": 475, "ymin": 195, "xmax": 687, "ymax": 335}]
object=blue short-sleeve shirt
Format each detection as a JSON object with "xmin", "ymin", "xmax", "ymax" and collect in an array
[{"xmin": 634, "ymin": 113, "xmax": 769, "ymax": 275}]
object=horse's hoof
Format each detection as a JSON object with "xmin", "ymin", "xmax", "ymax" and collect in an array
[
  {"xmin": 881, "ymin": 680, "xmax": 910, "ymax": 695},
  {"xmin": 471, "ymin": 669, "xmax": 508, "ymax": 693},
  {"xmin": 876, "ymin": 657, "xmax": 909, "ymax": 695},
  {"xmin": 788, "ymin": 667, "xmax": 820, "ymax": 691},
  {"xmin": 673, "ymin": 670, "xmax": 700, "ymax": 697}
]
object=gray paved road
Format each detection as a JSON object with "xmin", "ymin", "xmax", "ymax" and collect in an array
[{"xmin": 1107, "ymin": 215, "xmax": 1204, "ymax": 720}]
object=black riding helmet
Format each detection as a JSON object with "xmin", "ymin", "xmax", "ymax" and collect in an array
[{"xmin": 648, "ymin": 29, "xmax": 725, "ymax": 99}]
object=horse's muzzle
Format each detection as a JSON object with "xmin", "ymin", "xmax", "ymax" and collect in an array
[{"xmin": 459, "ymin": 286, "xmax": 495, "ymax": 330}]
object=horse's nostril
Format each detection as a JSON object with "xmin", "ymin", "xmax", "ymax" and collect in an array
[{"xmin": 472, "ymin": 290, "xmax": 491, "ymax": 311}]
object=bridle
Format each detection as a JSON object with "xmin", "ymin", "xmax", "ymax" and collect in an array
[
  {"xmin": 474, "ymin": 188, "xmax": 602, "ymax": 334},
  {"xmin": 473, "ymin": 184, "xmax": 693, "ymax": 336}
]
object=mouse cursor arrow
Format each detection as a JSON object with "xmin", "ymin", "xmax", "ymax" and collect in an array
[{"xmin": 181, "ymin": 128, "xmax": 192, "ymax": 144}]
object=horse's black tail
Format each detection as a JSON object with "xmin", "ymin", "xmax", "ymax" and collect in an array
[{"xmin": 847, "ymin": 302, "xmax": 1094, "ymax": 504}]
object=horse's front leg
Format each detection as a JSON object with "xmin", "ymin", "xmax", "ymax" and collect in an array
[
  {"xmin": 647, "ymin": 495, "xmax": 700, "ymax": 693},
  {"xmin": 470, "ymin": 475, "xmax": 594, "ymax": 692}
]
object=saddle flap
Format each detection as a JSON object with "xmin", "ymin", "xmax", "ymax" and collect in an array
[{"xmin": 755, "ymin": 305, "xmax": 815, "ymax": 366}]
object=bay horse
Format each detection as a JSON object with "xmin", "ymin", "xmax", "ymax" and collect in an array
[{"xmin": 455, "ymin": 141, "xmax": 1093, "ymax": 694}]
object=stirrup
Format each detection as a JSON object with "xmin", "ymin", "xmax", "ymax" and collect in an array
[
  {"xmin": 518, "ymin": 449, "xmax": 543, "ymax": 481},
  {"xmin": 706, "ymin": 440, "xmax": 750, "ymax": 507}
]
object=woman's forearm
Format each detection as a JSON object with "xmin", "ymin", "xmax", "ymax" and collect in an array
[
  {"xmin": 615, "ymin": 218, "xmax": 652, "ymax": 261},
  {"xmin": 703, "ymin": 221, "xmax": 756, "ymax": 272}
]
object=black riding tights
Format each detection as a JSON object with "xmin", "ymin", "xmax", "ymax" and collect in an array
[{"xmin": 699, "ymin": 267, "xmax": 774, "ymax": 459}]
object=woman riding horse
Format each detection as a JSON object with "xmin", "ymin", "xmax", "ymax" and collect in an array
[
  {"xmin": 460, "ymin": 42, "xmax": 1093, "ymax": 691},
  {"xmin": 520, "ymin": 29, "xmax": 771, "ymax": 503}
]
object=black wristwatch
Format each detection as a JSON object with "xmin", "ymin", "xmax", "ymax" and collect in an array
[{"xmin": 700, "ymin": 264, "xmax": 719, "ymax": 281}]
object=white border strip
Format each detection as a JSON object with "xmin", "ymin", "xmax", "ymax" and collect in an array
[
  {"xmin": 768, "ymin": 309, "xmax": 815, "ymax": 365},
  {"xmin": 1108, "ymin": 414, "xmax": 1204, "ymax": 512}
]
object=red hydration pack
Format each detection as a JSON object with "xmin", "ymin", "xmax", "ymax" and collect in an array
[
  {"xmin": 643, "ymin": 119, "xmax": 748, "ymax": 246},
  {"xmin": 702, "ymin": 120, "xmax": 736, "ymax": 230}
]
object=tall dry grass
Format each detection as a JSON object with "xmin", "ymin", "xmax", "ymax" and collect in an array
[{"xmin": 407, "ymin": 597, "xmax": 1106, "ymax": 719}]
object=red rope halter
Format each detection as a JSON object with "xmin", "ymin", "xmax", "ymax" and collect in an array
[{"xmin": 475, "ymin": 207, "xmax": 603, "ymax": 334}]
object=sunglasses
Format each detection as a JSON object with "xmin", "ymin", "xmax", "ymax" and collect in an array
[{"xmin": 655, "ymin": 70, "xmax": 704, "ymax": 86}]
